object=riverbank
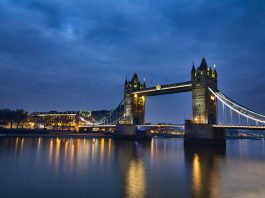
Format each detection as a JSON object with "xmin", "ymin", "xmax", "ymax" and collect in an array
[{"xmin": 0, "ymin": 128, "xmax": 112, "ymax": 138}]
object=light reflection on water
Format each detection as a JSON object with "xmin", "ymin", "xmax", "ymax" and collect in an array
[
  {"xmin": 0, "ymin": 137, "xmax": 265, "ymax": 197},
  {"xmin": 126, "ymin": 159, "xmax": 146, "ymax": 198},
  {"xmin": 192, "ymin": 153, "xmax": 201, "ymax": 196}
]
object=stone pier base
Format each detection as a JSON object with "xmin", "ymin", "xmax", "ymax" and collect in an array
[
  {"xmin": 114, "ymin": 124, "xmax": 151, "ymax": 141},
  {"xmin": 184, "ymin": 121, "xmax": 226, "ymax": 145}
]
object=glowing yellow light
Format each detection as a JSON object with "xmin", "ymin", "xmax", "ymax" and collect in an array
[
  {"xmin": 100, "ymin": 138, "xmax": 105, "ymax": 163},
  {"xmin": 211, "ymin": 96, "xmax": 215, "ymax": 101},
  {"xmin": 49, "ymin": 140, "xmax": 54, "ymax": 162},
  {"xmin": 156, "ymin": 83, "xmax": 161, "ymax": 91},
  {"xmin": 126, "ymin": 160, "xmax": 146, "ymax": 198},
  {"xmin": 193, "ymin": 153, "xmax": 201, "ymax": 195},
  {"xmin": 134, "ymin": 94, "xmax": 138, "ymax": 98}
]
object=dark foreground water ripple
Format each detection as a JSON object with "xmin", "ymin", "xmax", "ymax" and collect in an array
[{"xmin": 0, "ymin": 137, "xmax": 264, "ymax": 198}]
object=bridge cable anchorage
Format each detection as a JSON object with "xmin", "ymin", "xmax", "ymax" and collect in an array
[
  {"xmin": 208, "ymin": 88, "xmax": 265, "ymax": 125},
  {"xmin": 94, "ymin": 99, "xmax": 124, "ymax": 125}
]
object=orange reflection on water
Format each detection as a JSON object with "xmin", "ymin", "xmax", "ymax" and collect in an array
[
  {"xmin": 64, "ymin": 140, "xmax": 69, "ymax": 160},
  {"xmin": 100, "ymin": 138, "xmax": 105, "ymax": 166},
  {"xmin": 37, "ymin": 138, "xmax": 41, "ymax": 153},
  {"xmin": 192, "ymin": 153, "xmax": 201, "ymax": 195},
  {"xmin": 92, "ymin": 138, "xmax": 98, "ymax": 161},
  {"xmin": 20, "ymin": 138, "xmax": 24, "ymax": 153},
  {"xmin": 150, "ymin": 139, "xmax": 154, "ymax": 162},
  {"xmin": 108, "ymin": 139, "xmax": 112, "ymax": 161},
  {"xmin": 55, "ymin": 138, "xmax": 61, "ymax": 163},
  {"xmin": 14, "ymin": 138, "xmax": 25, "ymax": 155},
  {"xmin": 49, "ymin": 140, "xmax": 54, "ymax": 163},
  {"xmin": 15, "ymin": 137, "xmax": 19, "ymax": 154},
  {"xmin": 45, "ymin": 138, "xmax": 114, "ymax": 172},
  {"xmin": 126, "ymin": 160, "xmax": 146, "ymax": 198},
  {"xmin": 71, "ymin": 143, "xmax": 75, "ymax": 162}
]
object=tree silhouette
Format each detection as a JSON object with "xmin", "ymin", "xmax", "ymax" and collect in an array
[{"xmin": 0, "ymin": 109, "xmax": 28, "ymax": 129}]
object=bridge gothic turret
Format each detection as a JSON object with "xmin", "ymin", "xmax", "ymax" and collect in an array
[
  {"xmin": 123, "ymin": 73, "xmax": 146, "ymax": 124},
  {"xmin": 191, "ymin": 57, "xmax": 218, "ymax": 124}
]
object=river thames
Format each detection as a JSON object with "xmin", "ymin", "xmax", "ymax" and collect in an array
[{"xmin": 0, "ymin": 137, "xmax": 264, "ymax": 198}]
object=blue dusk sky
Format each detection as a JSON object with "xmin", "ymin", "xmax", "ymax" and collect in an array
[{"xmin": 1, "ymin": 0, "xmax": 265, "ymax": 123}]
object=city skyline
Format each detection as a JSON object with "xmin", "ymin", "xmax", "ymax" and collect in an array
[{"xmin": 1, "ymin": 0, "xmax": 265, "ymax": 123}]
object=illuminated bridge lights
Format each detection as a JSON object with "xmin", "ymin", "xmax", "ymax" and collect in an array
[
  {"xmin": 132, "ymin": 82, "xmax": 192, "ymax": 95},
  {"xmin": 209, "ymin": 88, "xmax": 265, "ymax": 124},
  {"xmin": 213, "ymin": 124, "xmax": 265, "ymax": 130},
  {"xmin": 217, "ymin": 92, "xmax": 265, "ymax": 119}
]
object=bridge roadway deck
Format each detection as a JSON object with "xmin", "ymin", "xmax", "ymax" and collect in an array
[
  {"xmin": 132, "ymin": 81, "xmax": 192, "ymax": 96},
  {"xmin": 80, "ymin": 124, "xmax": 185, "ymax": 128},
  {"xmin": 213, "ymin": 124, "xmax": 265, "ymax": 130},
  {"xmin": 80, "ymin": 124, "xmax": 265, "ymax": 130}
]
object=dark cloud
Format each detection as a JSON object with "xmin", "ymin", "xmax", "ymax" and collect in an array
[{"xmin": 0, "ymin": 0, "xmax": 265, "ymax": 123}]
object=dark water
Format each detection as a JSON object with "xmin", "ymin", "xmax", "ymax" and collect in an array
[{"xmin": 0, "ymin": 137, "xmax": 265, "ymax": 198}]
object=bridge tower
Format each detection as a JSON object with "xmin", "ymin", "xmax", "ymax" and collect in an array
[
  {"xmin": 123, "ymin": 73, "xmax": 146, "ymax": 124},
  {"xmin": 191, "ymin": 57, "xmax": 218, "ymax": 124}
]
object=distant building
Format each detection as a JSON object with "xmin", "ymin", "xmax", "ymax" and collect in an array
[
  {"xmin": 27, "ymin": 110, "xmax": 111, "ymax": 131},
  {"xmin": 29, "ymin": 111, "xmax": 78, "ymax": 130}
]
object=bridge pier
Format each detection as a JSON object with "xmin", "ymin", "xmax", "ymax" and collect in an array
[
  {"xmin": 184, "ymin": 120, "xmax": 226, "ymax": 145},
  {"xmin": 114, "ymin": 124, "xmax": 152, "ymax": 141}
]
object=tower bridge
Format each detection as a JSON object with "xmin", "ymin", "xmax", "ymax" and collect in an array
[
  {"xmin": 123, "ymin": 57, "xmax": 218, "ymax": 126},
  {"xmin": 81, "ymin": 57, "xmax": 265, "ymax": 143}
]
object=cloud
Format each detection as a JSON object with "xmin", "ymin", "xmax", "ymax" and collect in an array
[{"xmin": 0, "ymin": 0, "xmax": 265, "ymax": 123}]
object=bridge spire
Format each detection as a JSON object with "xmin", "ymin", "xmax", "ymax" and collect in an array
[
  {"xmin": 131, "ymin": 72, "xmax": 139, "ymax": 82},
  {"xmin": 191, "ymin": 61, "xmax": 196, "ymax": 78},
  {"xmin": 199, "ymin": 57, "xmax": 208, "ymax": 70},
  {"xmin": 142, "ymin": 78, "xmax": 146, "ymax": 88},
  {"xmin": 213, "ymin": 64, "xmax": 217, "ymax": 79},
  {"xmin": 191, "ymin": 61, "xmax": 196, "ymax": 75}
]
